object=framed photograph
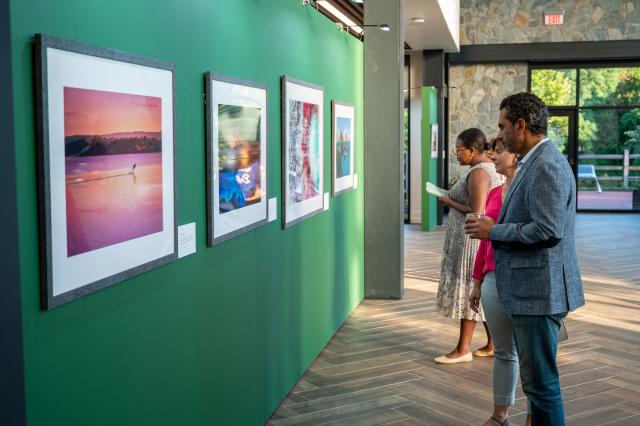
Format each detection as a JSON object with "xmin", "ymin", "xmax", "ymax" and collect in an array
[
  {"xmin": 35, "ymin": 34, "xmax": 177, "ymax": 310},
  {"xmin": 430, "ymin": 123, "xmax": 439, "ymax": 159},
  {"xmin": 332, "ymin": 101, "xmax": 355, "ymax": 195},
  {"xmin": 205, "ymin": 73, "xmax": 268, "ymax": 246},
  {"xmin": 281, "ymin": 76, "xmax": 324, "ymax": 228}
]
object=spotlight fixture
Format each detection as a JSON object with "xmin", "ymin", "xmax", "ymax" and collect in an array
[
  {"xmin": 352, "ymin": 0, "xmax": 364, "ymax": 3},
  {"xmin": 338, "ymin": 23, "xmax": 391, "ymax": 35}
]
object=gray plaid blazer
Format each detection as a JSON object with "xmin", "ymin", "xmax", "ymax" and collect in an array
[{"xmin": 490, "ymin": 140, "xmax": 585, "ymax": 315}]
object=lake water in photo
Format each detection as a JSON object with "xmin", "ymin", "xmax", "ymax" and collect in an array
[{"xmin": 65, "ymin": 152, "xmax": 163, "ymax": 257}]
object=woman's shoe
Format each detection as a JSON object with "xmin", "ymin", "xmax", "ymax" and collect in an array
[
  {"xmin": 473, "ymin": 348, "xmax": 495, "ymax": 357},
  {"xmin": 434, "ymin": 352, "xmax": 473, "ymax": 364},
  {"xmin": 490, "ymin": 416, "xmax": 509, "ymax": 426}
]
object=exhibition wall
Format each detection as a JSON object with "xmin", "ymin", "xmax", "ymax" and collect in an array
[{"xmin": 11, "ymin": 0, "xmax": 364, "ymax": 424}]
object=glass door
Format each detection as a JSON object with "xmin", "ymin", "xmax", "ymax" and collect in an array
[
  {"xmin": 530, "ymin": 65, "xmax": 640, "ymax": 212},
  {"xmin": 548, "ymin": 109, "xmax": 578, "ymax": 175}
]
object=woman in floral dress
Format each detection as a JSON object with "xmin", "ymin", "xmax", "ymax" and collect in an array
[{"xmin": 435, "ymin": 128, "xmax": 502, "ymax": 364}]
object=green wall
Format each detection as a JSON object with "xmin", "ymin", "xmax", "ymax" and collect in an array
[
  {"xmin": 421, "ymin": 86, "xmax": 438, "ymax": 231},
  {"xmin": 11, "ymin": 1, "xmax": 364, "ymax": 424}
]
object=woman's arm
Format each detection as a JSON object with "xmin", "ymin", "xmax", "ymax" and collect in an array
[
  {"xmin": 467, "ymin": 167, "xmax": 491, "ymax": 214},
  {"xmin": 472, "ymin": 240, "xmax": 488, "ymax": 281},
  {"xmin": 439, "ymin": 167, "xmax": 491, "ymax": 214}
]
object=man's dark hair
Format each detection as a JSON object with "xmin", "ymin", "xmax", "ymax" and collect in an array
[
  {"xmin": 499, "ymin": 92, "xmax": 548, "ymax": 135},
  {"xmin": 457, "ymin": 128, "xmax": 487, "ymax": 152}
]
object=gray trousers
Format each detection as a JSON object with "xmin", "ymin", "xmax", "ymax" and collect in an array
[{"xmin": 482, "ymin": 271, "xmax": 529, "ymax": 411}]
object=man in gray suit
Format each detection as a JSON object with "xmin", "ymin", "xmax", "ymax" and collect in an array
[{"xmin": 465, "ymin": 93, "xmax": 585, "ymax": 425}]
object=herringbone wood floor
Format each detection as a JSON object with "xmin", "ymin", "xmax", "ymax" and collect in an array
[{"xmin": 267, "ymin": 214, "xmax": 640, "ymax": 425}]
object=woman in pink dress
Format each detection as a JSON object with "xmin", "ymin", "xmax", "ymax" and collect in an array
[{"xmin": 468, "ymin": 137, "xmax": 531, "ymax": 426}]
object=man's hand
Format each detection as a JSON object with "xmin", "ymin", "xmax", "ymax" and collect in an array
[{"xmin": 464, "ymin": 216, "xmax": 495, "ymax": 240}]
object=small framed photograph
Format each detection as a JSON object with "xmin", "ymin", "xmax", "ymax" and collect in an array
[
  {"xmin": 430, "ymin": 123, "xmax": 439, "ymax": 159},
  {"xmin": 35, "ymin": 34, "xmax": 177, "ymax": 309},
  {"xmin": 205, "ymin": 72, "xmax": 268, "ymax": 245},
  {"xmin": 331, "ymin": 100, "xmax": 356, "ymax": 195},
  {"xmin": 281, "ymin": 76, "xmax": 324, "ymax": 228}
]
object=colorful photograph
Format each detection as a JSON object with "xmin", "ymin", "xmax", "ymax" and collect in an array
[
  {"xmin": 288, "ymin": 100, "xmax": 320, "ymax": 203},
  {"xmin": 336, "ymin": 117, "xmax": 352, "ymax": 178},
  {"xmin": 217, "ymin": 104, "xmax": 262, "ymax": 213},
  {"xmin": 64, "ymin": 87, "xmax": 163, "ymax": 257}
]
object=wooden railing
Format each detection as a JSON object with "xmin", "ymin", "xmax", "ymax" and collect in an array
[{"xmin": 580, "ymin": 150, "xmax": 640, "ymax": 189}]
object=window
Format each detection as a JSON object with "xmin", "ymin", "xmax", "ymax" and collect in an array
[{"xmin": 530, "ymin": 65, "xmax": 640, "ymax": 211}]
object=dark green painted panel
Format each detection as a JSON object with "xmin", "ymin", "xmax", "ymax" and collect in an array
[{"xmin": 10, "ymin": 0, "xmax": 364, "ymax": 424}]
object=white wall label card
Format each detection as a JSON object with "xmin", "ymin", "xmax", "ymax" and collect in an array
[
  {"xmin": 354, "ymin": 173, "xmax": 359, "ymax": 189},
  {"xmin": 324, "ymin": 192, "xmax": 330, "ymax": 211},
  {"xmin": 178, "ymin": 223, "xmax": 196, "ymax": 258},
  {"xmin": 268, "ymin": 197, "xmax": 278, "ymax": 222}
]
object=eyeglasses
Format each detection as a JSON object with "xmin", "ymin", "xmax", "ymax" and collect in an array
[{"xmin": 453, "ymin": 147, "xmax": 470, "ymax": 155}]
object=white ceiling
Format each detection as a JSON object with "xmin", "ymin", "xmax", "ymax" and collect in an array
[{"xmin": 404, "ymin": 0, "xmax": 460, "ymax": 52}]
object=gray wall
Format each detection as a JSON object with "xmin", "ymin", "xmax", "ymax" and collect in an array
[{"xmin": 364, "ymin": 0, "xmax": 405, "ymax": 298}]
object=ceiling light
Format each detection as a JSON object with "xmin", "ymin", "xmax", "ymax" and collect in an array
[
  {"xmin": 317, "ymin": 0, "xmax": 363, "ymax": 34},
  {"xmin": 379, "ymin": 24, "xmax": 390, "ymax": 31},
  {"xmin": 352, "ymin": 0, "xmax": 364, "ymax": 3},
  {"xmin": 409, "ymin": 17, "xmax": 425, "ymax": 23}
]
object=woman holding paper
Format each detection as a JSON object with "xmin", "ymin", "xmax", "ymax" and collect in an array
[
  {"xmin": 468, "ymin": 137, "xmax": 531, "ymax": 426},
  {"xmin": 434, "ymin": 128, "xmax": 501, "ymax": 364}
]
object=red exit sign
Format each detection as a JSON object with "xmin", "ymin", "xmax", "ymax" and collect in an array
[{"xmin": 544, "ymin": 11, "xmax": 564, "ymax": 26}]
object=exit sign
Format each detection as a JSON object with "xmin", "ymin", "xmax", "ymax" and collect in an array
[{"xmin": 544, "ymin": 10, "xmax": 564, "ymax": 25}]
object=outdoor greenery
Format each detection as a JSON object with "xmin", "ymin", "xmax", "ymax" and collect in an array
[
  {"xmin": 531, "ymin": 67, "xmax": 640, "ymax": 191},
  {"xmin": 531, "ymin": 69, "xmax": 576, "ymax": 106}
]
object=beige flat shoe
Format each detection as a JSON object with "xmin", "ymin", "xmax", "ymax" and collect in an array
[
  {"xmin": 473, "ymin": 348, "xmax": 495, "ymax": 357},
  {"xmin": 434, "ymin": 352, "xmax": 473, "ymax": 364}
]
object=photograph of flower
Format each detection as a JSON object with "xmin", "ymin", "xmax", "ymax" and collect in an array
[
  {"xmin": 281, "ymin": 76, "xmax": 325, "ymax": 228},
  {"xmin": 288, "ymin": 100, "xmax": 320, "ymax": 203}
]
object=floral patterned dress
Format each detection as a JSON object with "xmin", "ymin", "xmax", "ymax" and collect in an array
[{"xmin": 436, "ymin": 162, "xmax": 502, "ymax": 320}]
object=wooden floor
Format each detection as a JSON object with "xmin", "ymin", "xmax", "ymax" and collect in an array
[{"xmin": 267, "ymin": 214, "xmax": 640, "ymax": 425}]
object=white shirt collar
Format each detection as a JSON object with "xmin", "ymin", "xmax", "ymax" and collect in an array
[{"xmin": 517, "ymin": 138, "xmax": 549, "ymax": 168}]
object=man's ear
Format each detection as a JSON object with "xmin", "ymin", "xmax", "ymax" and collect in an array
[{"xmin": 515, "ymin": 118, "xmax": 527, "ymax": 135}]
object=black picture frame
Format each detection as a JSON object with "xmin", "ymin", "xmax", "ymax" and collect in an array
[
  {"xmin": 281, "ymin": 75, "xmax": 325, "ymax": 229},
  {"xmin": 331, "ymin": 99, "xmax": 356, "ymax": 196},
  {"xmin": 35, "ymin": 34, "xmax": 178, "ymax": 310},
  {"xmin": 205, "ymin": 72, "xmax": 269, "ymax": 246}
]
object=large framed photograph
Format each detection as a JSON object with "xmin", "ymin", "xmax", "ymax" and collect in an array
[
  {"xmin": 281, "ymin": 76, "xmax": 324, "ymax": 228},
  {"xmin": 331, "ymin": 100, "xmax": 355, "ymax": 195},
  {"xmin": 205, "ymin": 73, "xmax": 268, "ymax": 245},
  {"xmin": 35, "ymin": 34, "xmax": 177, "ymax": 310}
]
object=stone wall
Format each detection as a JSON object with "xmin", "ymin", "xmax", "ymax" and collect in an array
[
  {"xmin": 448, "ymin": 63, "xmax": 528, "ymax": 183},
  {"xmin": 460, "ymin": 0, "xmax": 640, "ymax": 45},
  {"xmin": 448, "ymin": 0, "xmax": 640, "ymax": 182}
]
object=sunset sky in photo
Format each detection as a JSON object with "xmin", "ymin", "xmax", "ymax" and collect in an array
[{"xmin": 64, "ymin": 87, "xmax": 162, "ymax": 136}]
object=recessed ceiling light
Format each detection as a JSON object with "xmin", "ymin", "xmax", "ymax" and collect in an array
[
  {"xmin": 352, "ymin": 0, "xmax": 364, "ymax": 4},
  {"xmin": 379, "ymin": 24, "xmax": 390, "ymax": 31},
  {"xmin": 409, "ymin": 17, "xmax": 425, "ymax": 23}
]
